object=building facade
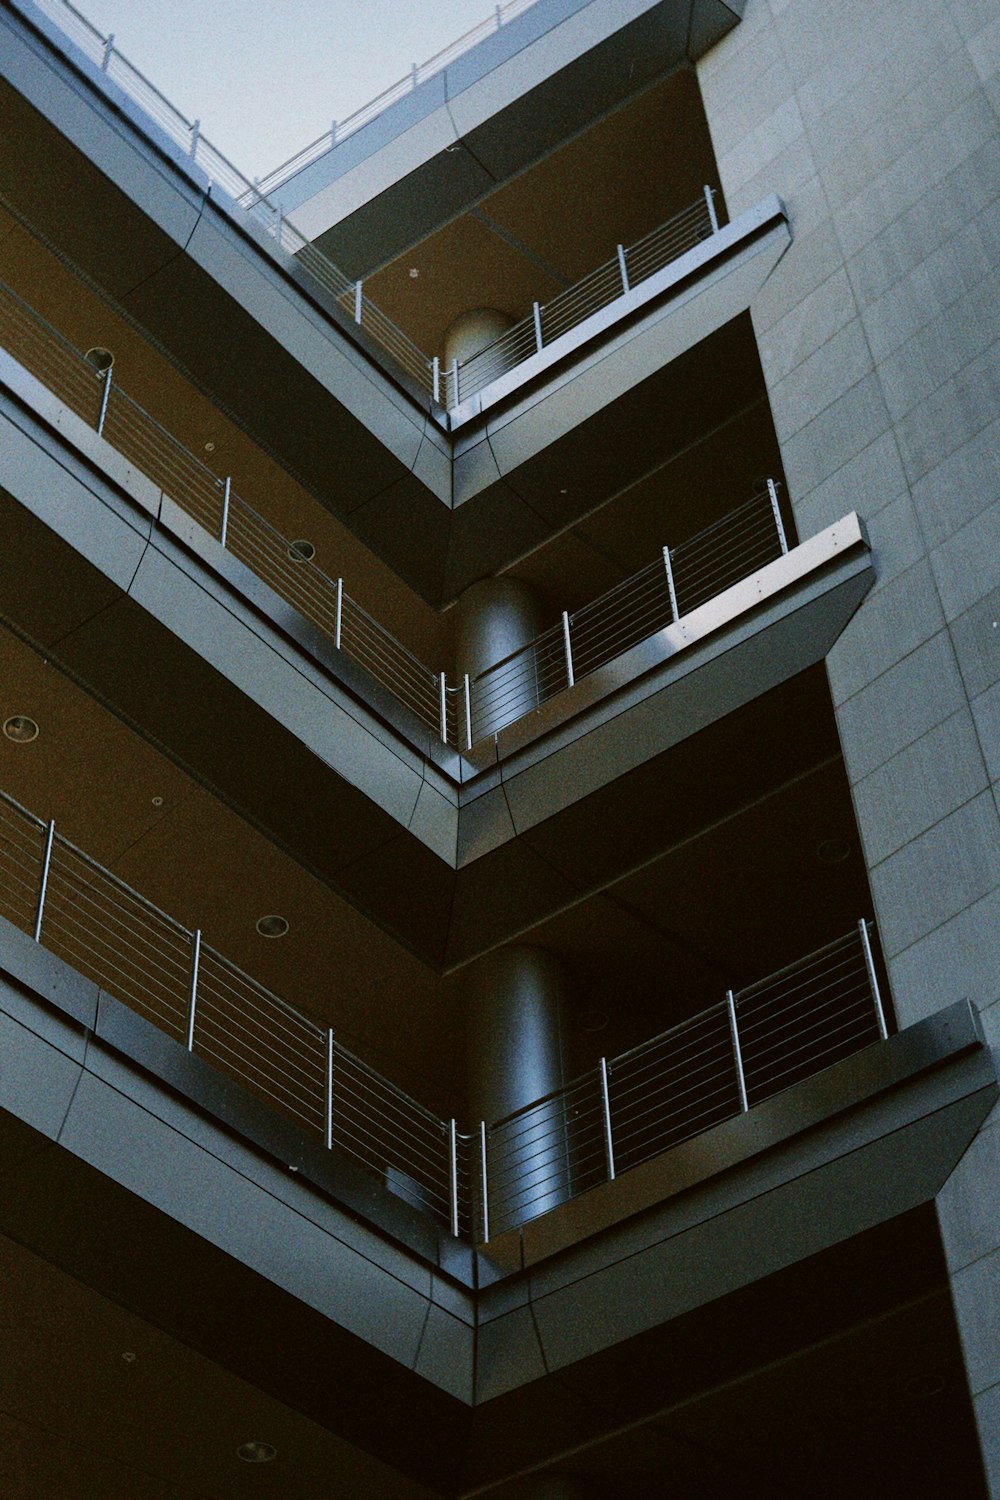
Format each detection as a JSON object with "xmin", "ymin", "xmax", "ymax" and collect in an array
[{"xmin": 0, "ymin": 0, "xmax": 998, "ymax": 1495}]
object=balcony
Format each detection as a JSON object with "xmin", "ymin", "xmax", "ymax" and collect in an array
[
  {"xmin": 1, "ymin": 783, "xmax": 896, "ymax": 1251},
  {"xmin": 0, "ymin": 274, "xmax": 845, "ymax": 780}
]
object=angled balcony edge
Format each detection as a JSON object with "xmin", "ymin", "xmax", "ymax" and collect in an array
[
  {"xmin": 0, "ymin": 1, "xmax": 450, "ymax": 501},
  {"xmin": 456, "ymin": 513, "xmax": 873, "ymax": 865},
  {"xmin": 0, "ymin": 916, "xmax": 477, "ymax": 1290},
  {"xmin": 471, "ymin": 1001, "xmax": 996, "ymax": 1384},
  {"xmin": 0, "ymin": 371, "xmax": 462, "ymax": 855},
  {"xmin": 287, "ymin": 0, "xmax": 741, "ymax": 271},
  {"xmin": 449, "ymin": 197, "xmax": 791, "ymax": 512}
]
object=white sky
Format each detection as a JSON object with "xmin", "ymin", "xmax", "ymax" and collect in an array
[{"xmin": 77, "ymin": 1, "xmax": 514, "ymax": 178}]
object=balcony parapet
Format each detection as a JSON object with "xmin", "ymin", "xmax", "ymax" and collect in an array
[{"xmin": 0, "ymin": 779, "xmax": 922, "ymax": 1262}]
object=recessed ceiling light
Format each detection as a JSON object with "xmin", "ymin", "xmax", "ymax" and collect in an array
[
  {"xmin": 906, "ymin": 1373, "xmax": 944, "ymax": 1399},
  {"xmin": 204, "ymin": 440, "xmax": 216, "ymax": 453},
  {"xmin": 151, "ymin": 795, "xmax": 164, "ymax": 807},
  {"xmin": 288, "ymin": 539, "xmax": 316, "ymax": 562},
  {"xmin": 84, "ymin": 345, "xmax": 114, "ymax": 373},
  {"xmin": 579, "ymin": 1008, "xmax": 608, "ymax": 1033},
  {"xmin": 121, "ymin": 1351, "xmax": 137, "ymax": 1364},
  {"xmin": 237, "ymin": 1441, "xmax": 277, "ymax": 1464},
  {"xmin": 256, "ymin": 914, "xmax": 289, "ymax": 938},
  {"xmin": 3, "ymin": 715, "xmax": 39, "ymax": 743},
  {"xmin": 408, "ymin": 267, "xmax": 419, "ymax": 278},
  {"xmin": 817, "ymin": 838, "xmax": 851, "ymax": 864}
]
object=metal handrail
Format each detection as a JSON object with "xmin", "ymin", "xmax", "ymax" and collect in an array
[
  {"xmin": 1, "ymin": 785, "xmax": 890, "ymax": 1245},
  {"xmin": 21, "ymin": 4, "xmax": 726, "ymax": 416},
  {"xmin": 448, "ymin": 190, "xmax": 718, "ymax": 407},
  {"xmin": 0, "ymin": 274, "xmax": 794, "ymax": 758},
  {"xmin": 476, "ymin": 922, "xmax": 888, "ymax": 1240},
  {"xmin": 465, "ymin": 478, "xmax": 789, "ymax": 747},
  {"xmin": 0, "ymin": 787, "xmax": 456, "ymax": 1224},
  {"xmin": 0, "ymin": 275, "xmax": 448, "ymax": 741}
]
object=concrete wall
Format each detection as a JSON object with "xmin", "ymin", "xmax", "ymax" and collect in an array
[{"xmin": 698, "ymin": 0, "xmax": 1000, "ymax": 1485}]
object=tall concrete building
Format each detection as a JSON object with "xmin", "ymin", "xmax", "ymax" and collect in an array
[{"xmin": 0, "ymin": 0, "xmax": 998, "ymax": 1494}]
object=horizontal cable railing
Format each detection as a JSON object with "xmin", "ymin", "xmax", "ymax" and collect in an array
[
  {"xmin": 254, "ymin": 0, "xmax": 540, "ymax": 196},
  {"xmin": 1, "ymin": 785, "xmax": 890, "ymax": 1245},
  {"xmin": 446, "ymin": 189, "xmax": 718, "ymax": 407},
  {"xmin": 0, "ymin": 271, "xmax": 799, "ymax": 758},
  {"xmin": 25, "ymin": 5, "xmax": 726, "ymax": 413},
  {"xmin": 464, "ymin": 477, "xmax": 789, "ymax": 747},
  {"xmin": 0, "ymin": 787, "xmax": 462, "ymax": 1229},
  {"xmin": 0, "ymin": 276, "xmax": 447, "ymax": 741},
  {"xmin": 477, "ymin": 923, "xmax": 889, "ymax": 1240}
]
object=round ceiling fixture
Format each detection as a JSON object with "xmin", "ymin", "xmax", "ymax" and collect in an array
[
  {"xmin": 287, "ymin": 539, "xmax": 316, "ymax": 562},
  {"xmin": 151, "ymin": 796, "xmax": 164, "ymax": 808},
  {"xmin": 906, "ymin": 1373, "xmax": 944, "ymax": 1399},
  {"xmin": 3, "ymin": 715, "xmax": 39, "ymax": 743},
  {"xmin": 120, "ymin": 1351, "xmax": 137, "ymax": 1365},
  {"xmin": 204, "ymin": 440, "xmax": 216, "ymax": 453},
  {"xmin": 817, "ymin": 837, "xmax": 851, "ymax": 864},
  {"xmin": 84, "ymin": 345, "xmax": 114, "ymax": 374},
  {"xmin": 256, "ymin": 914, "xmax": 289, "ymax": 939},
  {"xmin": 408, "ymin": 267, "xmax": 419, "ymax": 278},
  {"xmin": 237, "ymin": 1441, "xmax": 277, "ymax": 1464},
  {"xmin": 579, "ymin": 1007, "xmax": 608, "ymax": 1033}
]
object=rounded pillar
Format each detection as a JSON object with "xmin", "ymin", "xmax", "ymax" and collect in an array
[
  {"xmin": 466, "ymin": 945, "xmax": 571, "ymax": 1232},
  {"xmin": 455, "ymin": 577, "xmax": 543, "ymax": 739},
  {"xmin": 443, "ymin": 306, "xmax": 514, "ymax": 369}
]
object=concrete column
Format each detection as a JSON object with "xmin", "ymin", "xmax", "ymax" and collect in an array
[
  {"xmin": 455, "ymin": 576, "xmax": 544, "ymax": 738},
  {"xmin": 466, "ymin": 945, "xmax": 570, "ymax": 1233}
]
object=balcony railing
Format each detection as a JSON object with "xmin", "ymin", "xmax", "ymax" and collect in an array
[
  {"xmin": 479, "ymin": 926, "xmax": 889, "ymax": 1240},
  {"xmin": 464, "ymin": 480, "xmax": 790, "ymax": 746},
  {"xmin": 442, "ymin": 190, "xmax": 718, "ymax": 408},
  {"xmin": 0, "ymin": 782, "xmax": 888, "ymax": 1246},
  {"xmin": 0, "ymin": 787, "xmax": 467, "ymax": 1233},
  {"xmin": 20, "ymin": 2, "xmax": 723, "ymax": 412},
  {"xmin": 254, "ymin": 0, "xmax": 541, "ymax": 197},
  {"xmin": 0, "ymin": 277, "xmax": 449, "ymax": 742},
  {"xmin": 0, "ymin": 273, "xmax": 795, "ymax": 758}
]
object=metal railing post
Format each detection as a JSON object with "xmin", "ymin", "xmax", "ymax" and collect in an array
[
  {"xmin": 662, "ymin": 544, "xmax": 679, "ymax": 622},
  {"xmin": 325, "ymin": 1028, "xmax": 335, "ymax": 1149},
  {"xmin": 463, "ymin": 673, "xmax": 473, "ymax": 751},
  {"xmin": 450, "ymin": 357, "xmax": 459, "ymax": 407},
  {"xmin": 727, "ymin": 989, "xmax": 749, "ymax": 1113},
  {"xmin": 219, "ymin": 476, "xmax": 231, "ymax": 548},
  {"xmin": 767, "ymin": 477, "xmax": 788, "ymax": 554},
  {"xmin": 411, "ymin": 62, "xmax": 419, "ymax": 87},
  {"xmin": 186, "ymin": 929, "xmax": 201, "ymax": 1052},
  {"xmin": 96, "ymin": 365, "xmax": 112, "ymax": 436},
  {"xmin": 101, "ymin": 34, "xmax": 114, "ymax": 70},
  {"xmin": 432, "ymin": 355, "xmax": 440, "ymax": 405},
  {"xmin": 704, "ymin": 183, "xmax": 719, "ymax": 234},
  {"xmin": 532, "ymin": 301, "xmax": 543, "ymax": 353},
  {"xmin": 438, "ymin": 672, "xmax": 448, "ymax": 744},
  {"xmin": 616, "ymin": 243, "xmax": 630, "ymax": 294},
  {"xmin": 448, "ymin": 1119, "xmax": 460, "ymax": 1237},
  {"xmin": 859, "ymin": 919, "xmax": 888, "ymax": 1040},
  {"xmin": 33, "ymin": 820, "xmax": 55, "ymax": 942},
  {"xmin": 479, "ymin": 1121, "xmax": 490, "ymax": 1244},
  {"xmin": 562, "ymin": 611, "xmax": 575, "ymax": 689},
  {"xmin": 334, "ymin": 578, "xmax": 343, "ymax": 650},
  {"xmin": 189, "ymin": 119, "xmax": 200, "ymax": 159},
  {"xmin": 495, "ymin": 3, "xmax": 502, "ymax": 27},
  {"xmin": 354, "ymin": 280, "xmax": 363, "ymax": 324},
  {"xmin": 599, "ymin": 1057, "xmax": 616, "ymax": 1181}
]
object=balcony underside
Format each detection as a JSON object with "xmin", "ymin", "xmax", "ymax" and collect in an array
[
  {"xmin": 283, "ymin": 0, "xmax": 744, "ymax": 273},
  {"xmin": 0, "ymin": 4, "xmax": 781, "ymax": 607},
  {"xmin": 0, "ymin": 929, "xmax": 993, "ymax": 1496}
]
